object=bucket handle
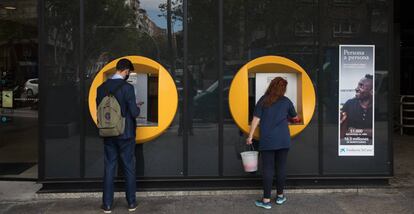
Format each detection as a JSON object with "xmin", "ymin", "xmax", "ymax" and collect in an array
[{"xmin": 246, "ymin": 144, "xmax": 255, "ymax": 152}]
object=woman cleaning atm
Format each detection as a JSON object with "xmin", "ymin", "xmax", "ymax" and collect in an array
[{"xmin": 246, "ymin": 77, "xmax": 300, "ymax": 210}]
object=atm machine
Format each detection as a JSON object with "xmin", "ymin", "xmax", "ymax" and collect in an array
[
  {"xmin": 89, "ymin": 56, "xmax": 178, "ymax": 143},
  {"xmin": 126, "ymin": 73, "xmax": 158, "ymax": 126},
  {"xmin": 248, "ymin": 72, "xmax": 303, "ymax": 125},
  {"xmin": 229, "ymin": 55, "xmax": 315, "ymax": 139}
]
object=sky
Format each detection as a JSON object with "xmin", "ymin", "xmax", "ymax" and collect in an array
[{"xmin": 140, "ymin": 0, "xmax": 182, "ymax": 32}]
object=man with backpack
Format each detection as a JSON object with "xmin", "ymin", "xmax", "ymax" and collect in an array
[{"xmin": 96, "ymin": 58, "xmax": 141, "ymax": 213}]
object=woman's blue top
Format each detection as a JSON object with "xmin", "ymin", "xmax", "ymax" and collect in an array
[{"xmin": 253, "ymin": 96, "xmax": 297, "ymax": 151}]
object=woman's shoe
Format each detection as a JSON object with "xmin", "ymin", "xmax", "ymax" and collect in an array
[
  {"xmin": 254, "ymin": 200, "xmax": 272, "ymax": 209},
  {"xmin": 275, "ymin": 195, "xmax": 287, "ymax": 205}
]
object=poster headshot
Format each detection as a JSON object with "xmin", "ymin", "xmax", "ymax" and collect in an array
[{"xmin": 338, "ymin": 45, "xmax": 375, "ymax": 156}]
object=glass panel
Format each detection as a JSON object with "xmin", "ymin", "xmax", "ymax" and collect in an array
[
  {"xmin": 84, "ymin": 0, "xmax": 184, "ymax": 177},
  {"xmin": 321, "ymin": 0, "xmax": 391, "ymax": 174},
  {"xmin": 222, "ymin": 0, "xmax": 319, "ymax": 176},
  {"xmin": 42, "ymin": 0, "xmax": 80, "ymax": 177},
  {"xmin": 187, "ymin": 0, "xmax": 219, "ymax": 176},
  {"xmin": 0, "ymin": 0, "xmax": 38, "ymax": 179}
]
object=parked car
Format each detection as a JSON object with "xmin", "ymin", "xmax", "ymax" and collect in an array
[
  {"xmin": 193, "ymin": 76, "xmax": 233, "ymax": 122},
  {"xmin": 24, "ymin": 78, "xmax": 38, "ymax": 97}
]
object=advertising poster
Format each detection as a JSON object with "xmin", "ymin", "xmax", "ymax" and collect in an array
[{"xmin": 339, "ymin": 45, "xmax": 375, "ymax": 156}]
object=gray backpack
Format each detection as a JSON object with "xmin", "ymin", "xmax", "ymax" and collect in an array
[{"xmin": 97, "ymin": 82, "xmax": 126, "ymax": 137}]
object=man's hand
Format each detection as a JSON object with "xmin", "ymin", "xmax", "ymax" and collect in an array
[{"xmin": 340, "ymin": 112, "xmax": 347, "ymax": 124}]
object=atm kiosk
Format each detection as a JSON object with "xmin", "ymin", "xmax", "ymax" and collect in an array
[
  {"xmin": 229, "ymin": 55, "xmax": 316, "ymax": 139},
  {"xmin": 88, "ymin": 56, "xmax": 178, "ymax": 143},
  {"xmin": 115, "ymin": 72, "xmax": 158, "ymax": 126}
]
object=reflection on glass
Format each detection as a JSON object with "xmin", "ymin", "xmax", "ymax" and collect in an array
[
  {"xmin": 36, "ymin": 0, "xmax": 392, "ymax": 180},
  {"xmin": 223, "ymin": 0, "xmax": 319, "ymax": 176},
  {"xmin": 321, "ymin": 0, "xmax": 391, "ymax": 174},
  {"xmin": 187, "ymin": 0, "xmax": 219, "ymax": 176},
  {"xmin": 84, "ymin": 0, "xmax": 184, "ymax": 177},
  {"xmin": 0, "ymin": 0, "xmax": 39, "ymax": 178},
  {"xmin": 42, "ymin": 0, "xmax": 81, "ymax": 177}
]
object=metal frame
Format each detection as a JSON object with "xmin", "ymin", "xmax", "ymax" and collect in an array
[
  {"xmin": 218, "ymin": 0, "xmax": 224, "ymax": 176},
  {"xmin": 399, "ymin": 95, "xmax": 414, "ymax": 135},
  {"xmin": 389, "ymin": 0, "xmax": 395, "ymax": 177},
  {"xmin": 38, "ymin": 176, "xmax": 390, "ymax": 192},
  {"xmin": 37, "ymin": 0, "xmax": 45, "ymax": 181},
  {"xmin": 183, "ymin": 0, "xmax": 189, "ymax": 176},
  {"xmin": 79, "ymin": 0, "xmax": 86, "ymax": 179},
  {"xmin": 316, "ymin": 0, "xmax": 324, "ymax": 176}
]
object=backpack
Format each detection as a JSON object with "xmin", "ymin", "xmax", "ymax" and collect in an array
[{"xmin": 97, "ymin": 82, "xmax": 126, "ymax": 137}]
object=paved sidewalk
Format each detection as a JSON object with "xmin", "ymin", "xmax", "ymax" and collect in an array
[
  {"xmin": 0, "ymin": 135, "xmax": 413, "ymax": 214},
  {"xmin": 0, "ymin": 183, "xmax": 413, "ymax": 214}
]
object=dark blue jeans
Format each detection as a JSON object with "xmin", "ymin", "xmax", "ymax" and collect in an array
[
  {"xmin": 261, "ymin": 149, "xmax": 289, "ymax": 199},
  {"xmin": 103, "ymin": 138, "xmax": 136, "ymax": 207}
]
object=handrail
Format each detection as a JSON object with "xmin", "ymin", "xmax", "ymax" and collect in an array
[{"xmin": 400, "ymin": 95, "xmax": 414, "ymax": 135}]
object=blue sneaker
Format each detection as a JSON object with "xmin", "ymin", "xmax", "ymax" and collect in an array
[
  {"xmin": 275, "ymin": 195, "xmax": 287, "ymax": 205},
  {"xmin": 255, "ymin": 200, "xmax": 272, "ymax": 209}
]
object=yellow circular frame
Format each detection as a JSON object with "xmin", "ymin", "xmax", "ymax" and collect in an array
[
  {"xmin": 88, "ymin": 56, "xmax": 178, "ymax": 144},
  {"xmin": 229, "ymin": 55, "xmax": 316, "ymax": 139}
]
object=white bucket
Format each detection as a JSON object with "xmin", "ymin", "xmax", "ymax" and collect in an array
[{"xmin": 240, "ymin": 151, "xmax": 259, "ymax": 172}]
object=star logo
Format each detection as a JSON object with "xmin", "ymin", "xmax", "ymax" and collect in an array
[{"xmin": 105, "ymin": 112, "xmax": 111, "ymax": 120}]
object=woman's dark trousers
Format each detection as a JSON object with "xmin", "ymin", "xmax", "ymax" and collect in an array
[{"xmin": 261, "ymin": 149, "xmax": 289, "ymax": 199}]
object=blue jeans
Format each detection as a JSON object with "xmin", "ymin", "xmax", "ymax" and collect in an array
[{"xmin": 103, "ymin": 138, "xmax": 136, "ymax": 207}]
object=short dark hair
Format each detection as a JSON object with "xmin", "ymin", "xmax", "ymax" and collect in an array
[{"xmin": 116, "ymin": 58, "xmax": 134, "ymax": 71}]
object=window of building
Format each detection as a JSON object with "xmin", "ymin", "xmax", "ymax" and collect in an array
[
  {"xmin": 296, "ymin": 0, "xmax": 318, "ymax": 4},
  {"xmin": 295, "ymin": 21, "xmax": 314, "ymax": 36},
  {"xmin": 333, "ymin": 22, "xmax": 358, "ymax": 37},
  {"xmin": 332, "ymin": 0, "xmax": 360, "ymax": 5}
]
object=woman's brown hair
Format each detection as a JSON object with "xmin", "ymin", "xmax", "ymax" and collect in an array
[{"xmin": 262, "ymin": 77, "xmax": 287, "ymax": 107}]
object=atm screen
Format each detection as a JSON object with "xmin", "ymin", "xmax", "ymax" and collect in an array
[
  {"xmin": 105, "ymin": 73, "xmax": 159, "ymax": 127},
  {"xmin": 255, "ymin": 73, "xmax": 298, "ymax": 110},
  {"xmin": 249, "ymin": 72, "xmax": 299, "ymax": 124}
]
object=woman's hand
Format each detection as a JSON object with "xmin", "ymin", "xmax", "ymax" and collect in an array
[
  {"xmin": 289, "ymin": 116, "xmax": 301, "ymax": 124},
  {"xmin": 246, "ymin": 137, "xmax": 253, "ymax": 145},
  {"xmin": 246, "ymin": 116, "xmax": 260, "ymax": 145}
]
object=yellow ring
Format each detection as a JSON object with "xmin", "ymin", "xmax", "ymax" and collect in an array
[
  {"xmin": 88, "ymin": 56, "xmax": 178, "ymax": 144},
  {"xmin": 228, "ymin": 55, "xmax": 316, "ymax": 139}
]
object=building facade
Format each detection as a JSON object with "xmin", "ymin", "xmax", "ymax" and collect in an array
[{"xmin": 0, "ymin": 0, "xmax": 394, "ymax": 190}]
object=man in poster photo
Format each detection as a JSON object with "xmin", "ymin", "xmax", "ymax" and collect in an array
[{"xmin": 340, "ymin": 74, "xmax": 373, "ymax": 139}]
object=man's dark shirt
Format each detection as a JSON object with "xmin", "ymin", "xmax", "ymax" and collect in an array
[{"xmin": 342, "ymin": 98, "xmax": 372, "ymax": 129}]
